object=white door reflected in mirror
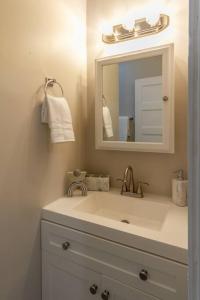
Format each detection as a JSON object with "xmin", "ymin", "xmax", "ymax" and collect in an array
[
  {"xmin": 135, "ymin": 76, "xmax": 163, "ymax": 143},
  {"xmin": 96, "ymin": 44, "xmax": 174, "ymax": 153}
]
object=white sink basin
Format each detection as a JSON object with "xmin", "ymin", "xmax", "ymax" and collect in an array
[
  {"xmin": 74, "ymin": 192, "xmax": 170, "ymax": 230},
  {"xmin": 42, "ymin": 189, "xmax": 188, "ymax": 263}
]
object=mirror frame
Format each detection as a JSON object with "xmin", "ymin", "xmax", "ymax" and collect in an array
[{"xmin": 95, "ymin": 44, "xmax": 175, "ymax": 153}]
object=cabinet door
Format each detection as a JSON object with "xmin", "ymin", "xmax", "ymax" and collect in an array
[
  {"xmin": 42, "ymin": 251, "xmax": 101, "ymax": 300},
  {"xmin": 101, "ymin": 276, "xmax": 160, "ymax": 300}
]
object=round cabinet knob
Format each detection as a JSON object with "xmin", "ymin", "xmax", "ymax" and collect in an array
[
  {"xmin": 163, "ymin": 96, "xmax": 169, "ymax": 102},
  {"xmin": 101, "ymin": 290, "xmax": 110, "ymax": 300},
  {"xmin": 62, "ymin": 241, "xmax": 70, "ymax": 250},
  {"xmin": 90, "ymin": 284, "xmax": 98, "ymax": 295},
  {"xmin": 139, "ymin": 269, "xmax": 149, "ymax": 281}
]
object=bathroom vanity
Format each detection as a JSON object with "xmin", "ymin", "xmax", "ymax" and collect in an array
[{"xmin": 41, "ymin": 190, "xmax": 188, "ymax": 300}]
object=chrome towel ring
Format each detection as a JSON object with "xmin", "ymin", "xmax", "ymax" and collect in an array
[{"xmin": 44, "ymin": 77, "xmax": 64, "ymax": 97}]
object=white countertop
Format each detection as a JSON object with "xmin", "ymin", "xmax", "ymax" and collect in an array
[{"xmin": 42, "ymin": 189, "xmax": 188, "ymax": 265}]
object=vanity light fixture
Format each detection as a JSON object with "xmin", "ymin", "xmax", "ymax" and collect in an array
[{"xmin": 102, "ymin": 14, "xmax": 169, "ymax": 44}]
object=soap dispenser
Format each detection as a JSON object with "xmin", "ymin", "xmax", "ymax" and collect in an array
[{"xmin": 172, "ymin": 169, "xmax": 188, "ymax": 207}]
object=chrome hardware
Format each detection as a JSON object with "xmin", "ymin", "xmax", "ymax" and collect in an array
[
  {"xmin": 121, "ymin": 219, "xmax": 130, "ymax": 224},
  {"xmin": 66, "ymin": 182, "xmax": 87, "ymax": 197},
  {"xmin": 163, "ymin": 96, "xmax": 169, "ymax": 101},
  {"xmin": 90, "ymin": 284, "xmax": 98, "ymax": 295},
  {"xmin": 118, "ymin": 166, "xmax": 149, "ymax": 198},
  {"xmin": 117, "ymin": 166, "xmax": 134, "ymax": 195},
  {"xmin": 135, "ymin": 182, "xmax": 149, "ymax": 198},
  {"xmin": 102, "ymin": 14, "xmax": 170, "ymax": 44},
  {"xmin": 139, "ymin": 269, "xmax": 149, "ymax": 281},
  {"xmin": 62, "ymin": 241, "xmax": 70, "ymax": 250},
  {"xmin": 101, "ymin": 290, "xmax": 110, "ymax": 300},
  {"xmin": 44, "ymin": 77, "xmax": 64, "ymax": 97}
]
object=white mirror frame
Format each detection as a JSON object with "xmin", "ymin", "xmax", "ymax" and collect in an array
[{"xmin": 95, "ymin": 44, "xmax": 175, "ymax": 153}]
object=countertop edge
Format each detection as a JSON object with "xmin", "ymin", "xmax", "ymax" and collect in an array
[{"xmin": 42, "ymin": 208, "xmax": 188, "ymax": 265}]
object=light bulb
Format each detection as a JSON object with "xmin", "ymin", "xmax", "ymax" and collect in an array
[
  {"xmin": 123, "ymin": 19, "xmax": 134, "ymax": 31},
  {"xmin": 147, "ymin": 14, "xmax": 160, "ymax": 26}
]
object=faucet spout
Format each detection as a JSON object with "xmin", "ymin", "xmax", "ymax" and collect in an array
[
  {"xmin": 120, "ymin": 166, "xmax": 135, "ymax": 194},
  {"xmin": 118, "ymin": 166, "xmax": 149, "ymax": 198}
]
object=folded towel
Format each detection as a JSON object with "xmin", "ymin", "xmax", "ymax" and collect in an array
[
  {"xmin": 119, "ymin": 116, "xmax": 129, "ymax": 141},
  {"xmin": 41, "ymin": 95, "xmax": 75, "ymax": 143},
  {"xmin": 102, "ymin": 106, "xmax": 113, "ymax": 138}
]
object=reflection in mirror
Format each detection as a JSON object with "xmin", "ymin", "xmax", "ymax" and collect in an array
[{"xmin": 102, "ymin": 55, "xmax": 163, "ymax": 143}]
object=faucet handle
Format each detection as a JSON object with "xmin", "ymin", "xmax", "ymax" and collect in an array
[
  {"xmin": 138, "ymin": 181, "xmax": 149, "ymax": 186},
  {"xmin": 116, "ymin": 178, "xmax": 126, "ymax": 183},
  {"xmin": 116, "ymin": 178, "xmax": 128, "ymax": 194},
  {"xmin": 136, "ymin": 182, "xmax": 149, "ymax": 198}
]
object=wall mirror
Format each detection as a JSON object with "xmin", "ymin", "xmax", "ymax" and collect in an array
[{"xmin": 95, "ymin": 44, "xmax": 174, "ymax": 153}]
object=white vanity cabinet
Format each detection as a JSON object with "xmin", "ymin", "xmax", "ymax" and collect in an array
[
  {"xmin": 43, "ymin": 251, "xmax": 101, "ymax": 300},
  {"xmin": 43, "ymin": 252, "xmax": 158, "ymax": 300},
  {"xmin": 101, "ymin": 276, "xmax": 159, "ymax": 300},
  {"xmin": 42, "ymin": 221, "xmax": 187, "ymax": 300}
]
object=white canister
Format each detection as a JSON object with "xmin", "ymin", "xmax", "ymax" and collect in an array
[{"xmin": 172, "ymin": 169, "xmax": 188, "ymax": 207}]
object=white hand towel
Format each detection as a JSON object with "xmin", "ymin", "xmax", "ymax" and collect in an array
[
  {"xmin": 119, "ymin": 116, "xmax": 129, "ymax": 141},
  {"xmin": 102, "ymin": 106, "xmax": 113, "ymax": 138},
  {"xmin": 41, "ymin": 95, "xmax": 75, "ymax": 143}
]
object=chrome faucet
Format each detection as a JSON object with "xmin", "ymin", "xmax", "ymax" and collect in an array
[
  {"xmin": 118, "ymin": 166, "xmax": 149, "ymax": 198},
  {"xmin": 118, "ymin": 166, "xmax": 135, "ymax": 195}
]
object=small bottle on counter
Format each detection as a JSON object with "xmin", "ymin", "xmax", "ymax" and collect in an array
[{"xmin": 172, "ymin": 169, "xmax": 188, "ymax": 207}]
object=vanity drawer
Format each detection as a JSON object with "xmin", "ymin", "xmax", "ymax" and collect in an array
[{"xmin": 42, "ymin": 221, "xmax": 187, "ymax": 300}]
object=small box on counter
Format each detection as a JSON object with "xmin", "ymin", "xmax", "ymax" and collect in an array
[
  {"xmin": 85, "ymin": 174, "xmax": 110, "ymax": 192},
  {"xmin": 66, "ymin": 170, "xmax": 87, "ymax": 186}
]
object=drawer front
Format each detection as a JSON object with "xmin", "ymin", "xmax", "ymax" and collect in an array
[
  {"xmin": 42, "ymin": 221, "xmax": 187, "ymax": 300},
  {"xmin": 43, "ymin": 251, "xmax": 101, "ymax": 300},
  {"xmin": 101, "ymin": 275, "xmax": 160, "ymax": 300}
]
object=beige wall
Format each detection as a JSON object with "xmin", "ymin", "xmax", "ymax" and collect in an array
[
  {"xmin": 0, "ymin": 0, "xmax": 86, "ymax": 299},
  {"xmin": 87, "ymin": 0, "xmax": 188, "ymax": 196}
]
